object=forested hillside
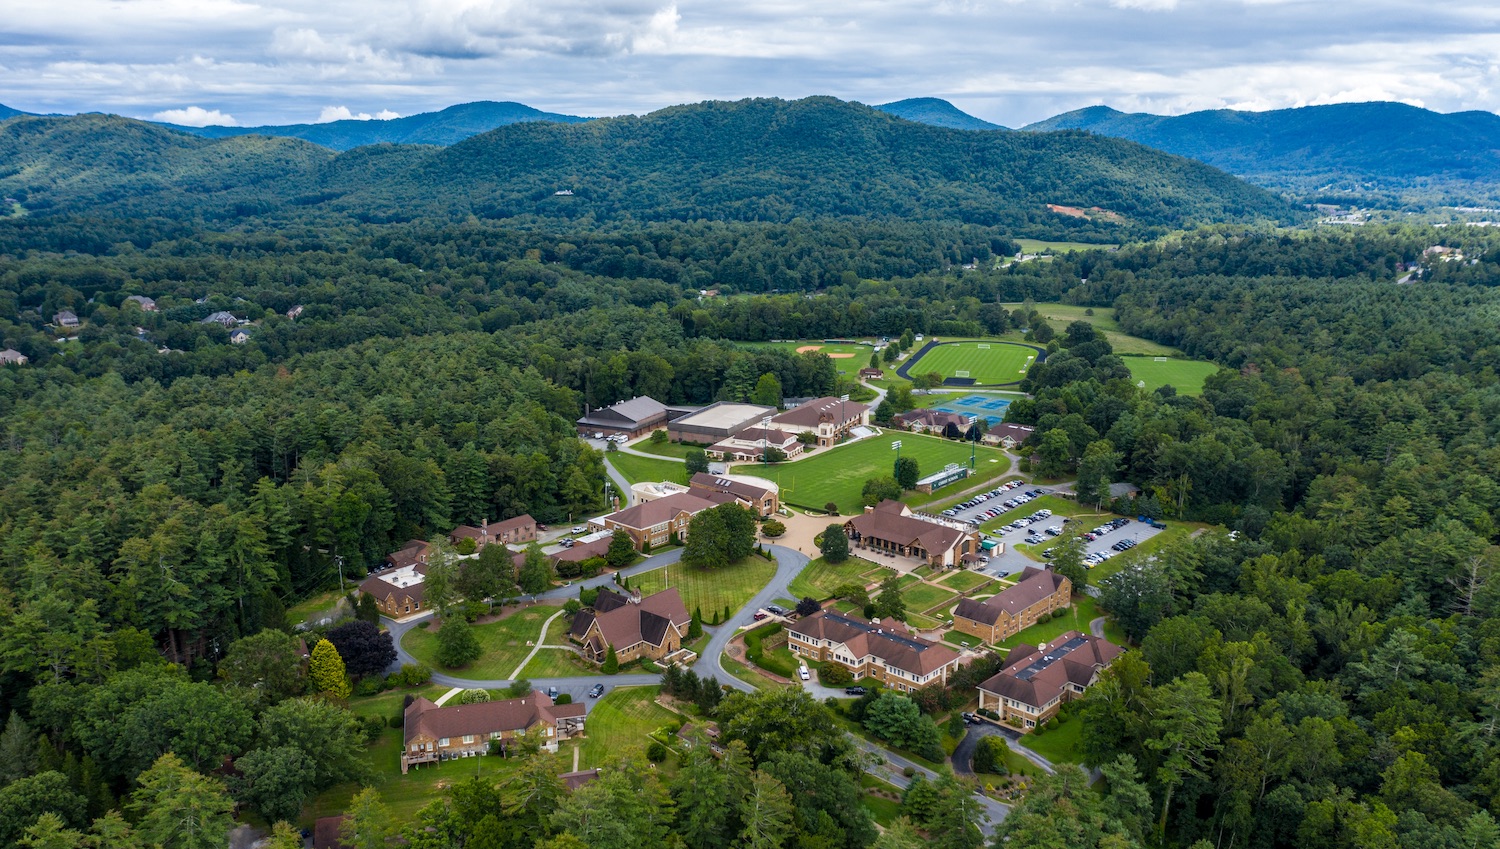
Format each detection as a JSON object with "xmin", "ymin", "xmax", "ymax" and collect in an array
[
  {"xmin": 875, "ymin": 98, "xmax": 1004, "ymax": 130},
  {"xmin": 171, "ymin": 100, "xmax": 591, "ymax": 150},
  {"xmin": 1025, "ymin": 101, "xmax": 1500, "ymax": 205},
  {"xmin": 0, "ymin": 98, "xmax": 1295, "ymax": 236}
]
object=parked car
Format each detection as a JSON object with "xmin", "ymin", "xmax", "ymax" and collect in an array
[
  {"xmin": 571, "ymin": 525, "xmax": 585, "ymax": 534},
  {"xmin": 962, "ymin": 712, "xmax": 977, "ymax": 724},
  {"xmin": 588, "ymin": 683, "xmax": 605, "ymax": 698},
  {"xmin": 799, "ymin": 666, "xmax": 810, "ymax": 681},
  {"xmin": 547, "ymin": 686, "xmax": 558, "ymax": 699},
  {"xmin": 845, "ymin": 686, "xmax": 867, "ymax": 696},
  {"xmin": 753, "ymin": 611, "xmax": 769, "ymax": 621}
]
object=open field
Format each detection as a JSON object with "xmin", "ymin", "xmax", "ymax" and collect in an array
[
  {"xmin": 521, "ymin": 647, "xmax": 598, "ymax": 678},
  {"xmin": 631, "ymin": 439, "xmax": 696, "ymax": 458},
  {"xmin": 1014, "ymin": 239, "xmax": 1119, "ymax": 254},
  {"xmin": 752, "ymin": 432, "xmax": 1008, "ymax": 513},
  {"xmin": 1023, "ymin": 711, "xmax": 1087, "ymax": 764},
  {"xmin": 609, "ymin": 451, "xmax": 688, "ymax": 485},
  {"xmin": 786, "ymin": 555, "xmax": 895, "ymax": 600},
  {"xmin": 577, "ymin": 686, "xmax": 682, "ymax": 770},
  {"xmin": 1001, "ymin": 302, "xmax": 1180, "ymax": 356},
  {"xmin": 630, "ymin": 555, "xmax": 777, "ymax": 619},
  {"xmin": 907, "ymin": 341, "xmax": 1037, "ymax": 384},
  {"xmin": 939, "ymin": 570, "xmax": 992, "ymax": 593},
  {"xmin": 902, "ymin": 582, "xmax": 959, "ymax": 615},
  {"xmin": 401, "ymin": 606, "xmax": 557, "ymax": 680},
  {"xmin": 744, "ymin": 339, "xmax": 875, "ymax": 359},
  {"xmin": 1122, "ymin": 356, "xmax": 1221, "ymax": 395}
]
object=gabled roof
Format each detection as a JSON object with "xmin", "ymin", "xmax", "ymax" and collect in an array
[
  {"xmin": 845, "ymin": 501, "xmax": 972, "ymax": 556},
  {"xmin": 578, "ymin": 396, "xmax": 669, "ymax": 427},
  {"xmin": 772, "ymin": 396, "xmax": 868, "ymax": 428},
  {"xmin": 989, "ymin": 423, "xmax": 1036, "ymax": 443},
  {"xmin": 494, "ymin": 514, "xmax": 536, "ymax": 534},
  {"xmin": 690, "ymin": 472, "xmax": 775, "ymax": 502},
  {"xmin": 897, "ymin": 409, "xmax": 973, "ymax": 429},
  {"xmin": 978, "ymin": 631, "xmax": 1122, "ymax": 709},
  {"xmin": 953, "ymin": 567, "xmax": 1067, "ymax": 626},
  {"xmin": 569, "ymin": 588, "xmax": 691, "ymax": 650},
  {"xmin": 603, "ymin": 490, "xmax": 732, "ymax": 531},
  {"xmin": 404, "ymin": 691, "xmax": 585, "ymax": 747},
  {"xmin": 789, "ymin": 610, "xmax": 960, "ymax": 677}
]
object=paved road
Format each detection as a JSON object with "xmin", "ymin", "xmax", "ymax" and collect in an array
[
  {"xmin": 696, "ymin": 545, "xmax": 810, "ymax": 693},
  {"xmin": 951, "ymin": 722, "xmax": 1056, "ymax": 778}
]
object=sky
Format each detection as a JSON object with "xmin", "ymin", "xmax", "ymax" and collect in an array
[{"xmin": 2, "ymin": 0, "xmax": 1498, "ymax": 128}]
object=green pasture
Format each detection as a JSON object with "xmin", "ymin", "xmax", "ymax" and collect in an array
[
  {"xmin": 629, "ymin": 556, "xmax": 776, "ymax": 620},
  {"xmin": 1122, "ymin": 356, "xmax": 1221, "ymax": 395},
  {"xmin": 1000, "ymin": 302, "xmax": 1180, "ymax": 356},
  {"xmin": 608, "ymin": 451, "xmax": 688, "ymax": 485},
  {"xmin": 906, "ymin": 341, "xmax": 1037, "ymax": 384},
  {"xmin": 753, "ymin": 432, "xmax": 1007, "ymax": 514},
  {"xmin": 1014, "ymin": 239, "xmax": 1119, "ymax": 254}
]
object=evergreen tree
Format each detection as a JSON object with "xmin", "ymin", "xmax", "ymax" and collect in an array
[
  {"xmin": 127, "ymin": 754, "xmax": 234, "ymax": 849},
  {"xmin": 607, "ymin": 530, "xmax": 637, "ymax": 568},
  {"xmin": 688, "ymin": 608, "xmax": 703, "ymax": 640},
  {"xmin": 341, "ymin": 787, "xmax": 395, "ymax": 849},
  {"xmin": 308, "ymin": 639, "xmax": 351, "ymax": 699},
  {"xmin": 0, "ymin": 712, "xmax": 39, "ymax": 787},
  {"xmin": 602, "ymin": 645, "xmax": 619, "ymax": 674},
  {"xmin": 893, "ymin": 456, "xmax": 920, "ymax": 490},
  {"xmin": 519, "ymin": 543, "xmax": 554, "ymax": 594},
  {"xmin": 819, "ymin": 524, "xmax": 849, "ymax": 563}
]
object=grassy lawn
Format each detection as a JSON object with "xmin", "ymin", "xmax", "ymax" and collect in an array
[
  {"xmin": 748, "ymin": 431, "xmax": 1007, "ymax": 514},
  {"xmin": 1121, "ymin": 356, "xmax": 1221, "ymax": 396},
  {"xmin": 902, "ymin": 582, "xmax": 959, "ymax": 615},
  {"xmin": 1014, "ymin": 239, "xmax": 1119, "ymax": 254},
  {"xmin": 1023, "ymin": 711, "xmax": 1087, "ymax": 765},
  {"xmin": 939, "ymin": 571, "xmax": 991, "ymax": 593},
  {"xmin": 995, "ymin": 594, "xmax": 1125, "ymax": 651},
  {"xmin": 608, "ymin": 451, "xmax": 688, "ymax": 485},
  {"xmin": 1002, "ymin": 302, "xmax": 1180, "ymax": 357},
  {"xmin": 402, "ymin": 606, "xmax": 559, "ymax": 680},
  {"xmin": 787, "ymin": 555, "xmax": 893, "ymax": 600},
  {"xmin": 859, "ymin": 774, "xmax": 905, "ymax": 826},
  {"xmin": 520, "ymin": 648, "xmax": 599, "ymax": 678},
  {"xmin": 629, "ymin": 555, "xmax": 777, "ymax": 620},
  {"xmin": 578, "ymin": 686, "xmax": 683, "ymax": 769},
  {"xmin": 286, "ymin": 589, "xmax": 348, "ymax": 626},
  {"xmin": 907, "ymin": 341, "xmax": 1037, "ymax": 384},
  {"xmin": 744, "ymin": 623, "xmax": 805, "ymax": 678},
  {"xmin": 906, "ymin": 611, "xmax": 943, "ymax": 630},
  {"xmin": 632, "ymin": 440, "xmax": 698, "ymax": 459},
  {"xmin": 346, "ymin": 684, "xmax": 450, "ymax": 721},
  {"xmin": 942, "ymin": 628, "xmax": 982, "ymax": 650}
]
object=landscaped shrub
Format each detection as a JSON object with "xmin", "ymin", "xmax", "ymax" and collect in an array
[
  {"xmin": 646, "ymin": 741, "xmax": 669, "ymax": 763},
  {"xmin": 563, "ymin": 599, "xmax": 582, "ymax": 616},
  {"xmin": 818, "ymin": 664, "xmax": 853, "ymax": 686},
  {"xmin": 555, "ymin": 693, "xmax": 573, "ymax": 705},
  {"xmin": 353, "ymin": 675, "xmax": 386, "ymax": 697},
  {"xmin": 455, "ymin": 688, "xmax": 491, "ymax": 704},
  {"xmin": 903, "ymin": 766, "xmax": 916, "ymax": 778},
  {"xmin": 389, "ymin": 713, "xmax": 404, "ymax": 728},
  {"xmin": 454, "ymin": 536, "xmax": 478, "ymax": 555},
  {"xmin": 389, "ymin": 663, "xmax": 432, "ymax": 688}
]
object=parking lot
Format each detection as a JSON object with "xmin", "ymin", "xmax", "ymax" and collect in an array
[{"xmin": 938, "ymin": 479, "xmax": 1045, "ymax": 526}]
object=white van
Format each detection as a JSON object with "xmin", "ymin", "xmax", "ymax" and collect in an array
[{"xmin": 798, "ymin": 665, "xmax": 810, "ymax": 681}]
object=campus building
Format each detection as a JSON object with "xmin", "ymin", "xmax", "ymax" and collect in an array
[
  {"xmin": 771, "ymin": 397, "xmax": 870, "ymax": 447},
  {"xmin": 448, "ymin": 514, "xmax": 538, "ymax": 549},
  {"xmin": 842, "ymin": 500, "xmax": 981, "ymax": 568},
  {"xmin": 569, "ymin": 588, "xmax": 692, "ymax": 664},
  {"xmin": 596, "ymin": 489, "xmax": 738, "ymax": 550},
  {"xmin": 895, "ymin": 408, "xmax": 975, "ymax": 436},
  {"xmin": 786, "ymin": 610, "xmax": 963, "ymax": 692},
  {"xmin": 575, "ymin": 396, "xmax": 672, "ymax": 439},
  {"xmin": 401, "ymin": 691, "xmax": 586, "ymax": 772},
  {"xmin": 360, "ymin": 559, "xmax": 430, "ymax": 618},
  {"xmin": 707, "ymin": 426, "xmax": 803, "ymax": 463},
  {"xmin": 667, "ymin": 401, "xmax": 777, "ymax": 444},
  {"xmin": 983, "ymin": 423, "xmax": 1036, "ymax": 449},
  {"xmin": 976, "ymin": 631, "xmax": 1121, "ymax": 728},
  {"xmin": 688, "ymin": 472, "xmax": 780, "ymax": 517},
  {"xmin": 952, "ymin": 566, "xmax": 1071, "ymax": 644}
]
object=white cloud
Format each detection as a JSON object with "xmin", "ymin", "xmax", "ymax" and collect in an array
[
  {"xmin": 1110, "ymin": 0, "xmax": 1179, "ymax": 9},
  {"xmin": 316, "ymin": 105, "xmax": 400, "ymax": 122},
  {"xmin": 151, "ymin": 105, "xmax": 238, "ymax": 126}
]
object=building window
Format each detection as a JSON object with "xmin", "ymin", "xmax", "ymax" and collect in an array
[
  {"xmin": 462, "ymin": 735, "xmax": 475, "ymax": 744},
  {"xmin": 1025, "ymin": 719, "xmax": 1035, "ymax": 728},
  {"xmin": 438, "ymin": 738, "xmax": 449, "ymax": 747}
]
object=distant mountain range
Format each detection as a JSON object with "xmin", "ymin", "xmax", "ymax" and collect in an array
[
  {"xmin": 169, "ymin": 101, "xmax": 591, "ymax": 150},
  {"xmin": 875, "ymin": 98, "xmax": 1004, "ymax": 130},
  {"xmin": 0, "ymin": 97, "xmax": 1289, "ymax": 235},
  {"xmin": 1024, "ymin": 102, "xmax": 1500, "ymax": 204}
]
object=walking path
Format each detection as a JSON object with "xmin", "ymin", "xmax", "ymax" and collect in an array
[
  {"xmin": 509, "ymin": 608, "xmax": 568, "ymax": 679},
  {"xmin": 433, "ymin": 687, "xmax": 464, "ymax": 706}
]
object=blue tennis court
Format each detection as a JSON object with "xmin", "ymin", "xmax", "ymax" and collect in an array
[{"xmin": 934, "ymin": 394, "xmax": 1013, "ymax": 426}]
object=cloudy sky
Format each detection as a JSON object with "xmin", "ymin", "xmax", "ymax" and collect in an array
[{"xmin": 3, "ymin": 0, "xmax": 1497, "ymax": 128}]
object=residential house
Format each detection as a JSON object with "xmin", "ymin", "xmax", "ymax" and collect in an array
[
  {"xmin": 843, "ymin": 500, "xmax": 980, "ymax": 568},
  {"xmin": 599, "ymin": 489, "xmax": 737, "ymax": 550},
  {"xmin": 228, "ymin": 328, "xmax": 252, "ymax": 344},
  {"xmin": 359, "ymin": 562, "xmax": 430, "ymax": 618},
  {"xmin": 401, "ymin": 691, "xmax": 586, "ymax": 772},
  {"xmin": 976, "ymin": 631, "xmax": 1121, "ymax": 728},
  {"xmin": 707, "ymin": 426, "xmax": 804, "ymax": 463},
  {"xmin": 53, "ymin": 310, "xmax": 79, "ymax": 328},
  {"xmin": 771, "ymin": 397, "xmax": 870, "ymax": 447},
  {"xmin": 576, "ymin": 395, "xmax": 671, "ymax": 439},
  {"xmin": 983, "ymin": 423, "xmax": 1035, "ymax": 449},
  {"xmin": 124, "ymin": 295, "xmax": 158, "ymax": 312},
  {"xmin": 569, "ymin": 587, "xmax": 691, "ymax": 664},
  {"xmin": 0, "ymin": 348, "xmax": 27, "ymax": 366},
  {"xmin": 201, "ymin": 311, "xmax": 238, "ymax": 328},
  {"xmin": 449, "ymin": 514, "xmax": 538, "ymax": 549},
  {"xmin": 952, "ymin": 566, "xmax": 1070, "ymax": 644},
  {"xmin": 688, "ymin": 472, "xmax": 780, "ymax": 517},
  {"xmin": 895, "ymin": 408, "xmax": 975, "ymax": 436},
  {"xmin": 786, "ymin": 610, "xmax": 963, "ymax": 692},
  {"xmin": 385, "ymin": 539, "xmax": 431, "ymax": 570},
  {"xmin": 287, "ymin": 304, "xmax": 305, "ymax": 319},
  {"xmin": 859, "ymin": 368, "xmax": 884, "ymax": 380}
]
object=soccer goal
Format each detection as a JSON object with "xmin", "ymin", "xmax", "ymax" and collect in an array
[
  {"xmin": 1154, "ymin": 356, "xmax": 1168, "ymax": 361},
  {"xmin": 977, "ymin": 343, "xmax": 990, "ymax": 349},
  {"xmin": 955, "ymin": 370, "xmax": 971, "ymax": 378}
]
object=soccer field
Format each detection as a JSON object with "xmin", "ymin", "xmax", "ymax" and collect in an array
[
  {"xmin": 1123, "ymin": 357, "xmax": 1221, "ymax": 395},
  {"xmin": 755, "ymin": 433, "xmax": 1009, "ymax": 513},
  {"xmin": 907, "ymin": 341, "xmax": 1037, "ymax": 384}
]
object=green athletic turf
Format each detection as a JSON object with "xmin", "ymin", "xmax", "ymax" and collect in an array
[
  {"xmin": 754, "ymin": 432, "xmax": 1006, "ymax": 513},
  {"xmin": 907, "ymin": 341, "xmax": 1036, "ymax": 384},
  {"xmin": 1122, "ymin": 357, "xmax": 1221, "ymax": 395}
]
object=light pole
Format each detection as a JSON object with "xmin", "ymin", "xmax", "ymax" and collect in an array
[
  {"xmin": 892, "ymin": 439, "xmax": 902, "ymax": 478},
  {"xmin": 761, "ymin": 415, "xmax": 772, "ymax": 468},
  {"xmin": 839, "ymin": 393, "xmax": 849, "ymax": 442}
]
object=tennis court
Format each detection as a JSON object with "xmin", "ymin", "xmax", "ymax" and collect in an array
[{"xmin": 930, "ymin": 394, "xmax": 1012, "ymax": 426}]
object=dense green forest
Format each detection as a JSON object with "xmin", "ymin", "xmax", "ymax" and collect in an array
[
  {"xmin": 0, "ymin": 98, "xmax": 1294, "ymax": 237},
  {"xmin": 3, "ymin": 189, "xmax": 1500, "ymax": 848}
]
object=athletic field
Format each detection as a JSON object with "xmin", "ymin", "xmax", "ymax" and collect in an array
[
  {"xmin": 1123, "ymin": 357, "xmax": 1220, "ymax": 395},
  {"xmin": 752, "ymin": 433, "xmax": 1009, "ymax": 513},
  {"xmin": 907, "ymin": 341, "xmax": 1037, "ymax": 384}
]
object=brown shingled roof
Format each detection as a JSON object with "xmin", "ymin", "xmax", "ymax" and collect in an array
[
  {"xmin": 845, "ymin": 501, "xmax": 972, "ymax": 558},
  {"xmin": 789, "ymin": 610, "xmax": 960, "ymax": 677},
  {"xmin": 977, "ymin": 631, "xmax": 1122, "ymax": 710},
  {"xmin": 603, "ymin": 490, "xmax": 729, "ymax": 531},
  {"xmin": 953, "ymin": 566, "xmax": 1066, "ymax": 627},
  {"xmin": 403, "ymin": 691, "xmax": 582, "ymax": 747},
  {"xmin": 568, "ymin": 588, "xmax": 691, "ymax": 651},
  {"xmin": 772, "ymin": 396, "xmax": 868, "ymax": 428}
]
